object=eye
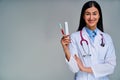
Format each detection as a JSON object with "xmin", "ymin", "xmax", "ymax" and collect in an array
[
  {"xmin": 93, "ymin": 12, "xmax": 97, "ymax": 15},
  {"xmin": 85, "ymin": 12, "xmax": 90, "ymax": 15},
  {"xmin": 93, "ymin": 11, "xmax": 99, "ymax": 15}
]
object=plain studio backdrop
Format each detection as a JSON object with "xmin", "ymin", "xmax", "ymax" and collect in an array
[{"xmin": 0, "ymin": 0, "xmax": 120, "ymax": 80}]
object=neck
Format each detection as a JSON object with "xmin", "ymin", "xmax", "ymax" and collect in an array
[{"xmin": 86, "ymin": 25, "xmax": 96, "ymax": 31}]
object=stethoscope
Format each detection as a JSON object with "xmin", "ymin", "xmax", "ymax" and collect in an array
[{"xmin": 80, "ymin": 30, "xmax": 105, "ymax": 57}]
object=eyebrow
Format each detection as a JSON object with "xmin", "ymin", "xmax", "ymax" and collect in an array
[{"xmin": 85, "ymin": 11, "xmax": 98, "ymax": 13}]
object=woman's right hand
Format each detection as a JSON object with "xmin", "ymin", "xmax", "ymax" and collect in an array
[
  {"xmin": 61, "ymin": 35, "xmax": 71, "ymax": 49},
  {"xmin": 61, "ymin": 35, "xmax": 71, "ymax": 61}
]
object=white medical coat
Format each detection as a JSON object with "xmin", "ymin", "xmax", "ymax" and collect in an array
[{"xmin": 66, "ymin": 27, "xmax": 116, "ymax": 80}]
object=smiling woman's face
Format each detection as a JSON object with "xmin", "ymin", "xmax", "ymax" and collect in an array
[{"xmin": 84, "ymin": 6, "xmax": 100, "ymax": 30}]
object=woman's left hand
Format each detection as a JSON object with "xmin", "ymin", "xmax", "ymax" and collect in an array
[
  {"xmin": 74, "ymin": 54, "xmax": 93, "ymax": 73},
  {"xmin": 74, "ymin": 54, "xmax": 84, "ymax": 71}
]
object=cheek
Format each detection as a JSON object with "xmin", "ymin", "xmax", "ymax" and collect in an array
[
  {"xmin": 96, "ymin": 15, "xmax": 100, "ymax": 20},
  {"xmin": 95, "ymin": 17, "xmax": 100, "ymax": 23},
  {"xmin": 84, "ymin": 16, "xmax": 89, "ymax": 22}
]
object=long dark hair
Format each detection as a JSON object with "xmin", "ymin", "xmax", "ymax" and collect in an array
[{"xmin": 77, "ymin": 1, "xmax": 104, "ymax": 32}]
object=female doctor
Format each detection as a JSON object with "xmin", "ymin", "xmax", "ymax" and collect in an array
[{"xmin": 61, "ymin": 1, "xmax": 116, "ymax": 80}]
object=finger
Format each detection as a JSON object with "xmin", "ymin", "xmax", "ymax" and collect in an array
[
  {"xmin": 62, "ymin": 37, "xmax": 70, "ymax": 42},
  {"xmin": 63, "ymin": 35, "xmax": 70, "ymax": 39},
  {"xmin": 74, "ymin": 54, "xmax": 77, "ymax": 60},
  {"xmin": 63, "ymin": 39, "xmax": 71, "ymax": 44},
  {"xmin": 74, "ymin": 54, "xmax": 77, "ymax": 57}
]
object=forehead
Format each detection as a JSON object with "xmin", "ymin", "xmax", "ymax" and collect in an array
[{"xmin": 85, "ymin": 6, "xmax": 99, "ymax": 12}]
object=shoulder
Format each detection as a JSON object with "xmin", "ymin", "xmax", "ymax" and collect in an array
[
  {"xmin": 103, "ymin": 32, "xmax": 113, "ymax": 43},
  {"xmin": 98, "ymin": 29, "xmax": 113, "ymax": 42},
  {"xmin": 70, "ymin": 31, "xmax": 80, "ymax": 39},
  {"xmin": 69, "ymin": 31, "xmax": 81, "ymax": 43}
]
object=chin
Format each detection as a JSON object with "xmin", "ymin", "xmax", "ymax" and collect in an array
[
  {"xmin": 88, "ymin": 24, "xmax": 96, "ymax": 27},
  {"xmin": 87, "ymin": 24, "xmax": 96, "ymax": 29}
]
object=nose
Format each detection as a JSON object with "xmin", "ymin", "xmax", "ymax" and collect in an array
[{"xmin": 90, "ymin": 14, "xmax": 93, "ymax": 20}]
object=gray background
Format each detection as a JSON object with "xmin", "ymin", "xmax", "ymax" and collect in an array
[{"xmin": 0, "ymin": 0, "xmax": 120, "ymax": 80}]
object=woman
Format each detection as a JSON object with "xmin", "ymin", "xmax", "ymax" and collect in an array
[{"xmin": 61, "ymin": 1, "xmax": 116, "ymax": 80}]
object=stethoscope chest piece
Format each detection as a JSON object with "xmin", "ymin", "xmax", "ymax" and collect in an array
[
  {"xmin": 101, "ymin": 43, "xmax": 105, "ymax": 47},
  {"xmin": 100, "ymin": 34, "xmax": 105, "ymax": 47},
  {"xmin": 82, "ymin": 54, "xmax": 91, "ymax": 57}
]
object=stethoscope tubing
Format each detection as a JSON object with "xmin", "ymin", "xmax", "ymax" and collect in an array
[{"xmin": 80, "ymin": 30, "xmax": 105, "ymax": 57}]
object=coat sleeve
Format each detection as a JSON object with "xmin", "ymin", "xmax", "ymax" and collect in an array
[
  {"xmin": 91, "ymin": 34, "xmax": 116, "ymax": 78},
  {"xmin": 65, "ymin": 33, "xmax": 79, "ymax": 73},
  {"xmin": 65, "ymin": 56, "xmax": 79, "ymax": 73}
]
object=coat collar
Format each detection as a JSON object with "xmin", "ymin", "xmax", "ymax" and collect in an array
[
  {"xmin": 81, "ymin": 27, "xmax": 104, "ymax": 45},
  {"xmin": 82, "ymin": 27, "xmax": 103, "ymax": 37}
]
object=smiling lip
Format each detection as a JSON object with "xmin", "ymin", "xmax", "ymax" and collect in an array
[{"xmin": 88, "ymin": 20, "xmax": 95, "ymax": 24}]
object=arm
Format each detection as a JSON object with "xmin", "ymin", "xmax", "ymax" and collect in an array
[
  {"xmin": 91, "ymin": 41, "xmax": 116, "ymax": 78},
  {"xmin": 61, "ymin": 34, "xmax": 79, "ymax": 73},
  {"xmin": 61, "ymin": 35, "xmax": 71, "ymax": 61},
  {"xmin": 74, "ymin": 54, "xmax": 93, "ymax": 73},
  {"xmin": 74, "ymin": 36, "xmax": 116, "ymax": 78},
  {"xmin": 74, "ymin": 42, "xmax": 116, "ymax": 78}
]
